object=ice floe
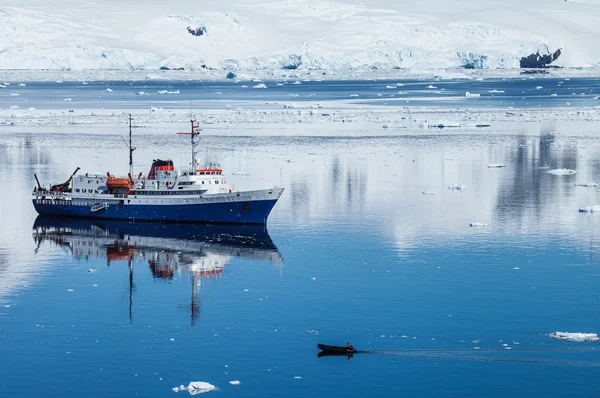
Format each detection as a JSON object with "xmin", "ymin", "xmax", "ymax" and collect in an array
[
  {"xmin": 135, "ymin": 91, "xmax": 148, "ymax": 95},
  {"xmin": 549, "ymin": 332, "xmax": 599, "ymax": 342},
  {"xmin": 547, "ymin": 169, "xmax": 576, "ymax": 175},
  {"xmin": 488, "ymin": 90, "xmax": 504, "ymax": 93},
  {"xmin": 486, "ymin": 163, "xmax": 506, "ymax": 168},
  {"xmin": 292, "ymin": 81, "xmax": 302, "ymax": 85},
  {"xmin": 465, "ymin": 91, "xmax": 480, "ymax": 98},
  {"xmin": 157, "ymin": 90, "xmax": 180, "ymax": 94},
  {"xmin": 229, "ymin": 381, "xmax": 240, "ymax": 385},
  {"xmin": 469, "ymin": 222, "xmax": 488, "ymax": 227},
  {"xmin": 252, "ymin": 83, "xmax": 267, "ymax": 89},
  {"xmin": 105, "ymin": 88, "xmax": 113, "ymax": 92},
  {"xmin": 426, "ymin": 85, "xmax": 437, "ymax": 89}
]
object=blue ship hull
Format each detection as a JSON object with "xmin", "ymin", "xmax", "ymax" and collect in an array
[{"xmin": 33, "ymin": 198, "xmax": 279, "ymax": 225}]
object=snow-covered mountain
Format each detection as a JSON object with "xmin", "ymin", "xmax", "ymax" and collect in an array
[{"xmin": 2, "ymin": 0, "xmax": 600, "ymax": 72}]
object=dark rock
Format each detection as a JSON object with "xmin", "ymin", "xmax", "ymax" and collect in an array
[
  {"xmin": 187, "ymin": 26, "xmax": 206, "ymax": 37},
  {"xmin": 520, "ymin": 69, "xmax": 549, "ymax": 75},
  {"xmin": 226, "ymin": 71, "xmax": 237, "ymax": 79},
  {"xmin": 520, "ymin": 49, "xmax": 561, "ymax": 68}
]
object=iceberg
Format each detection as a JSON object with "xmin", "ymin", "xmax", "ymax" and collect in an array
[
  {"xmin": 547, "ymin": 169, "xmax": 576, "ymax": 175},
  {"xmin": 252, "ymin": 83, "xmax": 267, "ymax": 89},
  {"xmin": 186, "ymin": 382, "xmax": 215, "ymax": 394},
  {"xmin": 465, "ymin": 91, "xmax": 480, "ymax": 98},
  {"xmin": 549, "ymin": 332, "xmax": 599, "ymax": 342}
]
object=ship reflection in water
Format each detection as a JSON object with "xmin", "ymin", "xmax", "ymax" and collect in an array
[{"xmin": 32, "ymin": 216, "xmax": 283, "ymax": 325}]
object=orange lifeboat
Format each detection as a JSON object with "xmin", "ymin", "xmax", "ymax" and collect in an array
[{"xmin": 107, "ymin": 176, "xmax": 132, "ymax": 190}]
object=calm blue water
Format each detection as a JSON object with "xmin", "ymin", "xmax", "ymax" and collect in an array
[
  {"xmin": 2, "ymin": 82, "xmax": 600, "ymax": 397},
  {"xmin": 1, "ymin": 77, "xmax": 599, "ymax": 110}
]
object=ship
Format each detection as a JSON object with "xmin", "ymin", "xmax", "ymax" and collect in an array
[
  {"xmin": 32, "ymin": 215, "xmax": 283, "ymax": 325},
  {"xmin": 32, "ymin": 117, "xmax": 284, "ymax": 224}
]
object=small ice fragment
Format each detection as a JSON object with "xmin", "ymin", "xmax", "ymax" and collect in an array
[
  {"xmin": 88, "ymin": 269, "xmax": 97, "ymax": 273},
  {"xmin": 470, "ymin": 222, "xmax": 488, "ymax": 227},
  {"xmin": 10, "ymin": 93, "xmax": 19, "ymax": 96},
  {"xmin": 67, "ymin": 289, "xmax": 74, "ymax": 292},
  {"xmin": 535, "ymin": 86, "xmax": 543, "ymax": 90},
  {"xmin": 292, "ymin": 81, "xmax": 302, "ymax": 85},
  {"xmin": 465, "ymin": 91, "xmax": 480, "ymax": 98},
  {"xmin": 253, "ymin": 83, "xmax": 267, "ymax": 89},
  {"xmin": 350, "ymin": 94, "xmax": 359, "ymax": 97},
  {"xmin": 135, "ymin": 91, "xmax": 148, "ymax": 95},
  {"xmin": 551, "ymin": 93, "xmax": 557, "ymax": 96},
  {"xmin": 186, "ymin": 381, "xmax": 215, "ymax": 394},
  {"xmin": 63, "ymin": 98, "xmax": 72, "ymax": 101},
  {"xmin": 549, "ymin": 332, "xmax": 599, "ymax": 342},
  {"xmin": 92, "ymin": 284, "xmax": 98, "ymax": 287},
  {"xmin": 19, "ymin": 83, "xmax": 26, "ymax": 87},
  {"xmin": 386, "ymin": 85, "xmax": 396, "ymax": 89},
  {"xmin": 56, "ymin": 80, "xmax": 63, "ymax": 83},
  {"xmin": 447, "ymin": 183, "xmax": 467, "ymax": 190},
  {"xmin": 422, "ymin": 191, "xmax": 436, "ymax": 195},
  {"xmin": 547, "ymin": 169, "xmax": 576, "ymax": 175},
  {"xmin": 579, "ymin": 206, "xmax": 600, "ymax": 213},
  {"xmin": 293, "ymin": 376, "xmax": 302, "ymax": 379},
  {"xmin": 106, "ymin": 88, "xmax": 113, "ymax": 92},
  {"xmin": 172, "ymin": 387, "xmax": 179, "ymax": 392},
  {"xmin": 229, "ymin": 380, "xmax": 240, "ymax": 385},
  {"xmin": 504, "ymin": 347, "xmax": 512, "ymax": 350},
  {"xmin": 427, "ymin": 85, "xmax": 437, "ymax": 89},
  {"xmin": 513, "ymin": 267, "xmax": 520, "ymax": 270},
  {"xmin": 170, "ymin": 338, "xmax": 175, "ymax": 341},
  {"xmin": 311, "ymin": 277, "xmax": 316, "ymax": 280},
  {"xmin": 488, "ymin": 90, "xmax": 504, "ymax": 93},
  {"xmin": 486, "ymin": 164, "xmax": 506, "ymax": 168},
  {"xmin": 244, "ymin": 289, "xmax": 249, "ymax": 292}
]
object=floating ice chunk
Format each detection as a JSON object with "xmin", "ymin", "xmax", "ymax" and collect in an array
[
  {"xmin": 157, "ymin": 90, "xmax": 180, "ymax": 94},
  {"xmin": 386, "ymin": 85, "xmax": 396, "ymax": 89},
  {"xmin": 67, "ymin": 289, "xmax": 74, "ymax": 292},
  {"xmin": 578, "ymin": 206, "xmax": 600, "ymax": 213},
  {"xmin": 241, "ymin": 85, "xmax": 248, "ymax": 88},
  {"xmin": 10, "ymin": 93, "xmax": 19, "ymax": 96},
  {"xmin": 465, "ymin": 91, "xmax": 480, "ymax": 98},
  {"xmin": 56, "ymin": 80, "xmax": 63, "ymax": 83},
  {"xmin": 63, "ymin": 98, "xmax": 72, "ymax": 101},
  {"xmin": 535, "ymin": 86, "xmax": 543, "ymax": 90},
  {"xmin": 549, "ymin": 332, "xmax": 599, "ymax": 342},
  {"xmin": 422, "ymin": 191, "xmax": 436, "ymax": 195},
  {"xmin": 135, "ymin": 91, "xmax": 148, "ymax": 95},
  {"xmin": 9, "ymin": 105, "xmax": 19, "ymax": 109},
  {"xmin": 106, "ymin": 88, "xmax": 113, "ymax": 92},
  {"xmin": 19, "ymin": 83, "xmax": 26, "ymax": 87},
  {"xmin": 427, "ymin": 85, "xmax": 437, "ymax": 89},
  {"xmin": 574, "ymin": 182, "xmax": 597, "ymax": 187},
  {"xmin": 276, "ymin": 83, "xmax": 284, "ymax": 86},
  {"xmin": 186, "ymin": 382, "xmax": 215, "ymax": 394},
  {"xmin": 293, "ymin": 376, "xmax": 302, "ymax": 379},
  {"xmin": 486, "ymin": 164, "xmax": 506, "ymax": 168},
  {"xmin": 350, "ymin": 94, "xmax": 359, "ymax": 97},
  {"xmin": 253, "ymin": 83, "xmax": 267, "ymax": 89},
  {"xmin": 551, "ymin": 93, "xmax": 557, "ymax": 97},
  {"xmin": 229, "ymin": 381, "xmax": 240, "ymax": 385},
  {"xmin": 88, "ymin": 268, "xmax": 97, "ymax": 273},
  {"xmin": 470, "ymin": 222, "xmax": 488, "ymax": 227},
  {"xmin": 292, "ymin": 81, "xmax": 302, "ymax": 85},
  {"xmin": 447, "ymin": 183, "xmax": 467, "ymax": 190},
  {"xmin": 172, "ymin": 387, "xmax": 179, "ymax": 392},
  {"xmin": 488, "ymin": 90, "xmax": 504, "ymax": 93},
  {"xmin": 547, "ymin": 169, "xmax": 576, "ymax": 175}
]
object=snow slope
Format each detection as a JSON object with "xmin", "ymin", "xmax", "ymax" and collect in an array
[{"xmin": 2, "ymin": 0, "xmax": 600, "ymax": 72}]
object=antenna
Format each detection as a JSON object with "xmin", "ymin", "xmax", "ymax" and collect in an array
[
  {"xmin": 177, "ymin": 120, "xmax": 201, "ymax": 170},
  {"xmin": 128, "ymin": 114, "xmax": 136, "ymax": 177}
]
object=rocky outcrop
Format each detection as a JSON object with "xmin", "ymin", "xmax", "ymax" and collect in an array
[{"xmin": 520, "ymin": 49, "xmax": 561, "ymax": 68}]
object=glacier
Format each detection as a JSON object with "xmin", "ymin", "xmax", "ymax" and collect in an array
[{"xmin": 1, "ymin": 0, "xmax": 600, "ymax": 75}]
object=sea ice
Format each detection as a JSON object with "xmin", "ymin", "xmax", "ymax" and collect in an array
[
  {"xmin": 135, "ymin": 91, "xmax": 148, "ymax": 95},
  {"xmin": 574, "ymin": 182, "xmax": 597, "ymax": 187},
  {"xmin": 488, "ymin": 90, "xmax": 504, "ymax": 93},
  {"xmin": 252, "ymin": 83, "xmax": 267, "ymax": 89},
  {"xmin": 427, "ymin": 85, "xmax": 437, "ymax": 89},
  {"xmin": 292, "ymin": 81, "xmax": 301, "ymax": 85},
  {"xmin": 470, "ymin": 222, "xmax": 488, "ymax": 227},
  {"xmin": 157, "ymin": 90, "xmax": 180, "ymax": 94},
  {"xmin": 465, "ymin": 91, "xmax": 480, "ymax": 98},
  {"xmin": 486, "ymin": 163, "xmax": 506, "ymax": 168},
  {"xmin": 229, "ymin": 381, "xmax": 240, "ymax": 385},
  {"xmin": 547, "ymin": 169, "xmax": 576, "ymax": 175},
  {"xmin": 106, "ymin": 88, "xmax": 113, "ymax": 92},
  {"xmin": 549, "ymin": 332, "xmax": 599, "ymax": 342}
]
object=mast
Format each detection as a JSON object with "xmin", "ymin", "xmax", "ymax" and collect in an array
[
  {"xmin": 177, "ymin": 120, "xmax": 201, "ymax": 170},
  {"xmin": 128, "ymin": 114, "xmax": 136, "ymax": 177}
]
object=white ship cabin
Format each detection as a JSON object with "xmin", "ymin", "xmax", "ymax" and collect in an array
[{"xmin": 71, "ymin": 159, "xmax": 232, "ymax": 197}]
